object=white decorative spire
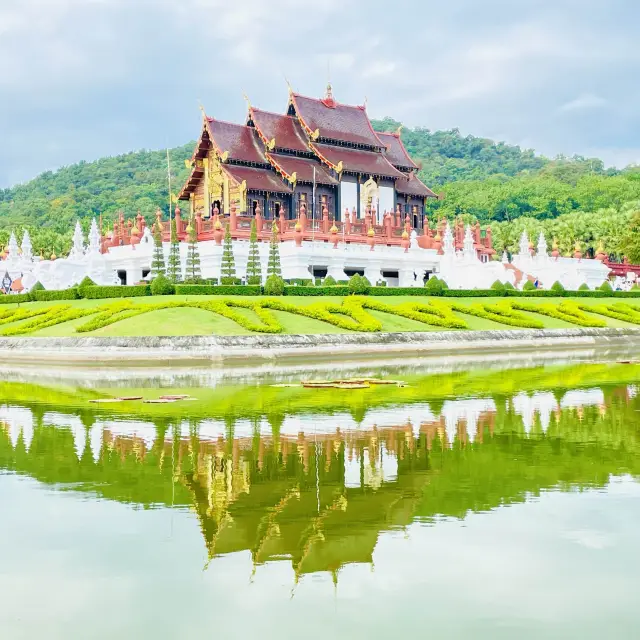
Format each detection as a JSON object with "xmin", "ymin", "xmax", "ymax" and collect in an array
[
  {"xmin": 88, "ymin": 219, "xmax": 101, "ymax": 255},
  {"xmin": 463, "ymin": 224, "xmax": 475, "ymax": 259},
  {"xmin": 8, "ymin": 232, "xmax": 19, "ymax": 258},
  {"xmin": 69, "ymin": 220, "xmax": 85, "ymax": 260},
  {"xmin": 21, "ymin": 230, "xmax": 33, "ymax": 262},
  {"xmin": 501, "ymin": 250, "xmax": 509, "ymax": 263},
  {"xmin": 537, "ymin": 232, "xmax": 548, "ymax": 259},
  {"xmin": 518, "ymin": 230, "xmax": 530, "ymax": 257},
  {"xmin": 442, "ymin": 222, "xmax": 455, "ymax": 255}
]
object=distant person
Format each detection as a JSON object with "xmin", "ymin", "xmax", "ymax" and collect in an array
[{"xmin": 534, "ymin": 279, "xmax": 539, "ymax": 288}]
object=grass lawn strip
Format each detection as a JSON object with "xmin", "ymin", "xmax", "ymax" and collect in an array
[{"xmin": 1, "ymin": 296, "xmax": 638, "ymax": 336}]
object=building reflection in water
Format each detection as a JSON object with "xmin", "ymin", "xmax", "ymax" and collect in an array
[{"xmin": 1, "ymin": 384, "xmax": 639, "ymax": 582}]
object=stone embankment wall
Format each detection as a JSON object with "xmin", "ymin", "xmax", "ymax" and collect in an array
[{"xmin": 0, "ymin": 328, "xmax": 639, "ymax": 366}]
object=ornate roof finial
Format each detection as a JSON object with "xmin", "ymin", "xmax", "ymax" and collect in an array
[
  {"xmin": 242, "ymin": 92, "xmax": 251, "ymax": 109},
  {"xmin": 363, "ymin": 95, "xmax": 368, "ymax": 109},
  {"xmin": 284, "ymin": 76, "xmax": 293, "ymax": 95},
  {"xmin": 325, "ymin": 81, "xmax": 333, "ymax": 101},
  {"xmin": 198, "ymin": 99, "xmax": 206, "ymax": 121},
  {"xmin": 395, "ymin": 124, "xmax": 403, "ymax": 137}
]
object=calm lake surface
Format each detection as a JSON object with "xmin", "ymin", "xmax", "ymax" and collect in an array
[{"xmin": 2, "ymin": 360, "xmax": 640, "ymax": 639}]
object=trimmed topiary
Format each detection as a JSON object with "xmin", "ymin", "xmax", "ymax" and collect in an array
[
  {"xmin": 503, "ymin": 281, "xmax": 515, "ymax": 290},
  {"xmin": 78, "ymin": 276, "xmax": 96, "ymax": 290},
  {"xmin": 490, "ymin": 280, "xmax": 505, "ymax": 292},
  {"xmin": 425, "ymin": 276, "xmax": 444, "ymax": 295},
  {"xmin": 348, "ymin": 274, "xmax": 371, "ymax": 295},
  {"xmin": 150, "ymin": 274, "xmax": 175, "ymax": 296},
  {"xmin": 598, "ymin": 280, "xmax": 613, "ymax": 292},
  {"xmin": 220, "ymin": 224, "xmax": 236, "ymax": 285},
  {"xmin": 264, "ymin": 274, "xmax": 285, "ymax": 296},
  {"xmin": 246, "ymin": 219, "xmax": 262, "ymax": 285},
  {"xmin": 578, "ymin": 283, "xmax": 590, "ymax": 291},
  {"xmin": 323, "ymin": 275, "xmax": 337, "ymax": 286},
  {"xmin": 267, "ymin": 221, "xmax": 282, "ymax": 278},
  {"xmin": 29, "ymin": 281, "xmax": 45, "ymax": 298},
  {"xmin": 523, "ymin": 280, "xmax": 536, "ymax": 291},
  {"xmin": 550, "ymin": 281, "xmax": 566, "ymax": 294}
]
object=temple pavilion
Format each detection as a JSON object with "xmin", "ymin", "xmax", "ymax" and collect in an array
[{"xmin": 178, "ymin": 84, "xmax": 437, "ymax": 229}]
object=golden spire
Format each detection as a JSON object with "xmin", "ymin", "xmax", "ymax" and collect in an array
[
  {"xmin": 284, "ymin": 76, "xmax": 293, "ymax": 96},
  {"xmin": 242, "ymin": 92, "xmax": 251, "ymax": 109}
]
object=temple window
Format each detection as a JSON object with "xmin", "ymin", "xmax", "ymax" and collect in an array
[
  {"xmin": 274, "ymin": 202, "xmax": 281, "ymax": 218},
  {"xmin": 252, "ymin": 200, "xmax": 259, "ymax": 216}
]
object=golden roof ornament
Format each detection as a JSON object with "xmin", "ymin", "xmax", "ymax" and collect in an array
[{"xmin": 325, "ymin": 82, "xmax": 333, "ymax": 101}]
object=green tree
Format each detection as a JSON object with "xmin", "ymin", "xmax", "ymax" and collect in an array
[
  {"xmin": 246, "ymin": 219, "xmax": 262, "ymax": 285},
  {"xmin": 151, "ymin": 223, "xmax": 166, "ymax": 278},
  {"xmin": 185, "ymin": 217, "xmax": 201, "ymax": 282},
  {"xmin": 621, "ymin": 210, "xmax": 640, "ymax": 263},
  {"xmin": 267, "ymin": 221, "xmax": 281, "ymax": 278},
  {"xmin": 220, "ymin": 224, "xmax": 236, "ymax": 284},
  {"xmin": 167, "ymin": 217, "xmax": 181, "ymax": 283}
]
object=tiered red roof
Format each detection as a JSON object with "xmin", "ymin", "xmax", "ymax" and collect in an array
[
  {"xmin": 395, "ymin": 172, "xmax": 438, "ymax": 198},
  {"xmin": 291, "ymin": 93, "xmax": 383, "ymax": 149},
  {"xmin": 377, "ymin": 131, "xmax": 418, "ymax": 170},
  {"xmin": 311, "ymin": 143, "xmax": 404, "ymax": 179},
  {"xmin": 223, "ymin": 165, "xmax": 292, "ymax": 194},
  {"xmin": 249, "ymin": 108, "xmax": 309, "ymax": 153},
  {"xmin": 206, "ymin": 118, "xmax": 267, "ymax": 165},
  {"xmin": 266, "ymin": 153, "xmax": 337, "ymax": 185}
]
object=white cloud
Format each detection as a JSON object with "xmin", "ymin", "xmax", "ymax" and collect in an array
[
  {"xmin": 558, "ymin": 93, "xmax": 608, "ymax": 113},
  {"xmin": 362, "ymin": 61, "xmax": 396, "ymax": 79},
  {"xmin": 1, "ymin": 0, "xmax": 640, "ymax": 187}
]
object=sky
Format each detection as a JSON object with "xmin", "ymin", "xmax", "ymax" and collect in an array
[{"xmin": 1, "ymin": 0, "xmax": 639, "ymax": 189}]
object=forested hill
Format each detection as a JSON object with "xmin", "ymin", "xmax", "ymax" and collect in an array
[
  {"xmin": 1, "ymin": 119, "xmax": 639, "ymax": 257},
  {"xmin": 373, "ymin": 117, "xmax": 551, "ymax": 184},
  {"xmin": 0, "ymin": 143, "xmax": 194, "ymax": 234}
]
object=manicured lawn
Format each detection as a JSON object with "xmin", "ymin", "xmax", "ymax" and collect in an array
[{"xmin": 1, "ymin": 294, "xmax": 638, "ymax": 337}]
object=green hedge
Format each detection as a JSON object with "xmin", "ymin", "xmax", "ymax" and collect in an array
[
  {"xmin": 82, "ymin": 285, "xmax": 151, "ymax": 299},
  {"xmin": 0, "ymin": 293, "xmax": 32, "ymax": 304},
  {"xmin": 33, "ymin": 288, "xmax": 79, "ymax": 301},
  {"xmin": 283, "ymin": 286, "xmax": 350, "ymax": 296},
  {"xmin": 175, "ymin": 285, "xmax": 262, "ymax": 296},
  {"xmin": 287, "ymin": 278, "xmax": 313, "ymax": 286}
]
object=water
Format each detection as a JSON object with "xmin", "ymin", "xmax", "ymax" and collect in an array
[{"xmin": 1, "ymin": 360, "xmax": 640, "ymax": 639}]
